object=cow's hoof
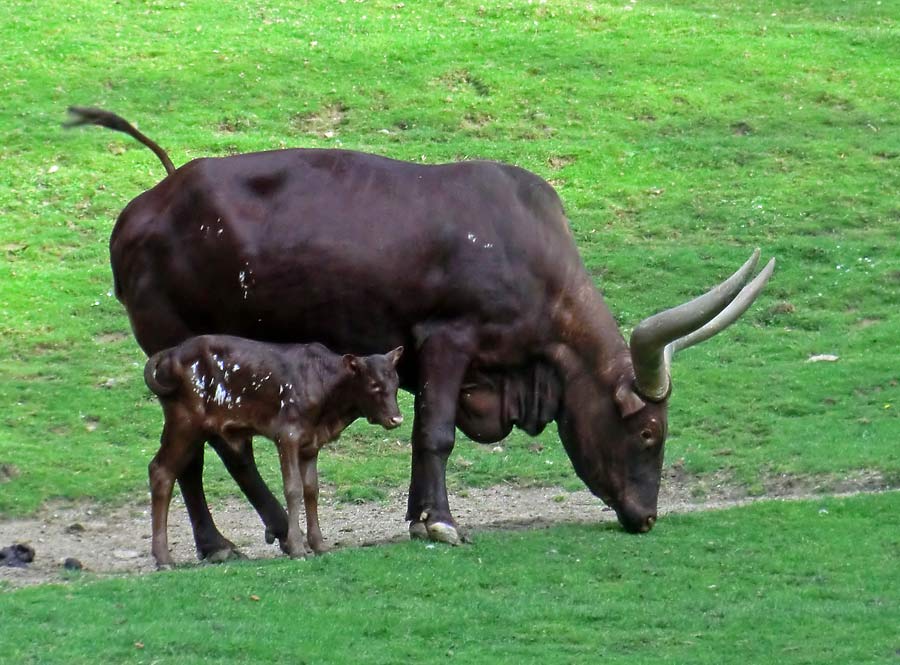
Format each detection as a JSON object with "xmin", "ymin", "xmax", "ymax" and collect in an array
[
  {"xmin": 427, "ymin": 521, "xmax": 460, "ymax": 546},
  {"xmin": 264, "ymin": 528, "xmax": 276, "ymax": 545},
  {"xmin": 204, "ymin": 547, "xmax": 245, "ymax": 564},
  {"xmin": 409, "ymin": 521, "xmax": 429, "ymax": 540},
  {"xmin": 156, "ymin": 562, "xmax": 174, "ymax": 572}
]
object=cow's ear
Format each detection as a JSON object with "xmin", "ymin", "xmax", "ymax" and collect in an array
[
  {"xmin": 343, "ymin": 354, "xmax": 361, "ymax": 374},
  {"xmin": 614, "ymin": 381, "xmax": 646, "ymax": 419},
  {"xmin": 387, "ymin": 346, "xmax": 404, "ymax": 366}
]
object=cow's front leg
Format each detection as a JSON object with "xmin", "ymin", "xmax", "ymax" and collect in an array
[
  {"xmin": 209, "ymin": 435, "xmax": 290, "ymax": 548},
  {"xmin": 277, "ymin": 436, "xmax": 312, "ymax": 558},
  {"xmin": 177, "ymin": 446, "xmax": 243, "ymax": 562},
  {"xmin": 299, "ymin": 450, "xmax": 327, "ymax": 554},
  {"xmin": 407, "ymin": 325, "xmax": 475, "ymax": 545}
]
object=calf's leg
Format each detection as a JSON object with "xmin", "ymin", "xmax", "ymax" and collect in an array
[
  {"xmin": 149, "ymin": 422, "xmax": 202, "ymax": 569},
  {"xmin": 277, "ymin": 438, "xmax": 312, "ymax": 558},
  {"xmin": 299, "ymin": 451, "xmax": 326, "ymax": 554}
]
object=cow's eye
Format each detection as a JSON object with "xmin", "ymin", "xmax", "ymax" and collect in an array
[
  {"xmin": 639, "ymin": 418, "xmax": 661, "ymax": 445},
  {"xmin": 370, "ymin": 382, "xmax": 382, "ymax": 393}
]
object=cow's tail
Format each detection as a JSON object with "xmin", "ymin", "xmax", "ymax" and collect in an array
[
  {"xmin": 144, "ymin": 349, "xmax": 182, "ymax": 397},
  {"xmin": 64, "ymin": 106, "xmax": 176, "ymax": 176}
]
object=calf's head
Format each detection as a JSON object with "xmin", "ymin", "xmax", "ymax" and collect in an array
[
  {"xmin": 343, "ymin": 346, "xmax": 404, "ymax": 429},
  {"xmin": 557, "ymin": 251, "xmax": 774, "ymax": 534}
]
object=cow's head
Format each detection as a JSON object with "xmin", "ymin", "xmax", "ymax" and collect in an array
[
  {"xmin": 344, "ymin": 346, "xmax": 405, "ymax": 430},
  {"xmin": 555, "ymin": 250, "xmax": 774, "ymax": 533},
  {"xmin": 555, "ymin": 354, "xmax": 670, "ymax": 533}
]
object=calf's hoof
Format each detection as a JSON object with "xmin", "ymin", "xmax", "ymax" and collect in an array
[
  {"xmin": 280, "ymin": 537, "xmax": 312, "ymax": 559},
  {"xmin": 307, "ymin": 537, "xmax": 329, "ymax": 555}
]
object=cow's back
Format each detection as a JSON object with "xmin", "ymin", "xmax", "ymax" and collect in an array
[{"xmin": 110, "ymin": 149, "xmax": 583, "ymax": 370}]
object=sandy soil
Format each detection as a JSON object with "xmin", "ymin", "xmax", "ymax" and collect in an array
[{"xmin": 0, "ymin": 469, "xmax": 890, "ymax": 588}]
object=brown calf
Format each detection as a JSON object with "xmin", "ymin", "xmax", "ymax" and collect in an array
[{"xmin": 144, "ymin": 334, "xmax": 403, "ymax": 568}]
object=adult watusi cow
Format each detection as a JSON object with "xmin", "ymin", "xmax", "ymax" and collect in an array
[{"xmin": 68, "ymin": 106, "xmax": 773, "ymax": 558}]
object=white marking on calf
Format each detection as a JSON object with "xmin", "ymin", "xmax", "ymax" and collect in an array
[
  {"xmin": 212, "ymin": 382, "xmax": 230, "ymax": 406},
  {"xmin": 189, "ymin": 361, "xmax": 207, "ymax": 396}
]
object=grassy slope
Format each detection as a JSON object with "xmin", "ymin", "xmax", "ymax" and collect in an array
[
  {"xmin": 1, "ymin": 0, "xmax": 898, "ymax": 515},
  {"xmin": 2, "ymin": 492, "xmax": 898, "ymax": 664}
]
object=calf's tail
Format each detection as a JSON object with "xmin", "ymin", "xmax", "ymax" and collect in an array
[
  {"xmin": 64, "ymin": 106, "xmax": 176, "ymax": 176},
  {"xmin": 144, "ymin": 350, "xmax": 182, "ymax": 397}
]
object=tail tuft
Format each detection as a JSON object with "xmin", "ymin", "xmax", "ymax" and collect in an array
[
  {"xmin": 65, "ymin": 106, "xmax": 176, "ymax": 175},
  {"xmin": 65, "ymin": 106, "xmax": 135, "ymax": 133}
]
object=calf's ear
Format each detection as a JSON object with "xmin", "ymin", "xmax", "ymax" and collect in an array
[
  {"xmin": 343, "ymin": 354, "xmax": 361, "ymax": 374},
  {"xmin": 387, "ymin": 346, "xmax": 404, "ymax": 366}
]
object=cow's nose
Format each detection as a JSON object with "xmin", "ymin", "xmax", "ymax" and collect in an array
[
  {"xmin": 389, "ymin": 415, "xmax": 404, "ymax": 427},
  {"xmin": 640, "ymin": 514, "xmax": 657, "ymax": 533}
]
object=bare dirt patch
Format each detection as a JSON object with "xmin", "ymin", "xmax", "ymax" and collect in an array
[
  {"xmin": 547, "ymin": 155, "xmax": 575, "ymax": 170},
  {"xmin": 0, "ymin": 464, "xmax": 20, "ymax": 483},
  {"xmin": 439, "ymin": 69, "xmax": 491, "ymax": 97},
  {"xmin": 291, "ymin": 103, "xmax": 349, "ymax": 138},
  {"xmin": 461, "ymin": 112, "xmax": 493, "ymax": 132},
  {"xmin": 93, "ymin": 332, "xmax": 130, "ymax": 345},
  {"xmin": 0, "ymin": 471, "xmax": 892, "ymax": 588}
]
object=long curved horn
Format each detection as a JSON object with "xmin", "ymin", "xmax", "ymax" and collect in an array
[
  {"xmin": 630, "ymin": 249, "xmax": 773, "ymax": 401},
  {"xmin": 669, "ymin": 258, "xmax": 775, "ymax": 354}
]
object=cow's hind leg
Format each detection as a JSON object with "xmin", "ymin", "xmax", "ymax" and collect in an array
[
  {"xmin": 407, "ymin": 324, "xmax": 476, "ymax": 545},
  {"xmin": 209, "ymin": 435, "xmax": 290, "ymax": 548},
  {"xmin": 176, "ymin": 447, "xmax": 244, "ymax": 563}
]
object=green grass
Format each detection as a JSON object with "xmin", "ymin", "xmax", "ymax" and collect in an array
[
  {"xmin": 2, "ymin": 492, "xmax": 898, "ymax": 664},
  {"xmin": 1, "ymin": 0, "xmax": 898, "ymax": 516}
]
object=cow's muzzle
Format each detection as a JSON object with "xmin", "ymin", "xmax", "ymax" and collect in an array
[{"xmin": 611, "ymin": 498, "xmax": 658, "ymax": 534}]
